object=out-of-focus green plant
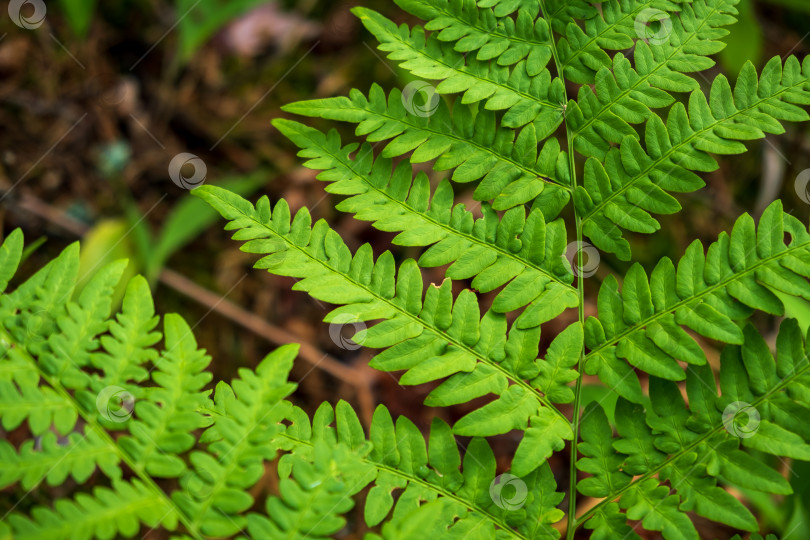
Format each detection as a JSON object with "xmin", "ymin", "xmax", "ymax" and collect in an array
[
  {"xmin": 78, "ymin": 172, "xmax": 265, "ymax": 292},
  {"xmin": 56, "ymin": 0, "xmax": 98, "ymax": 37},
  {"xmin": 175, "ymin": 0, "xmax": 268, "ymax": 64},
  {"xmin": 742, "ymin": 460, "xmax": 810, "ymax": 540},
  {"xmin": 721, "ymin": 0, "xmax": 810, "ymax": 74},
  {"xmin": 720, "ymin": 0, "xmax": 764, "ymax": 74},
  {"xmin": 79, "ymin": 141, "xmax": 266, "ymax": 297}
]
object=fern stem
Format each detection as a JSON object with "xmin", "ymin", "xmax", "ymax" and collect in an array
[
  {"xmin": 0, "ymin": 328, "xmax": 206, "ymax": 540},
  {"xmin": 572, "ymin": 357, "xmax": 810, "ymax": 532},
  {"xmin": 566, "ymin": 217, "xmax": 586, "ymax": 540},
  {"xmin": 535, "ymin": 3, "xmax": 583, "ymax": 537}
]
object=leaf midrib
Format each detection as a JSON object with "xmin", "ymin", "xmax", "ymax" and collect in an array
[
  {"xmin": 280, "ymin": 432, "xmax": 529, "ymax": 540},
  {"xmin": 575, "ymin": 357, "xmax": 810, "ymax": 529},
  {"xmin": 581, "ymin": 80, "xmax": 807, "ymax": 224},
  {"xmin": 227, "ymin": 201, "xmax": 569, "ymax": 424},
  {"xmin": 585, "ymin": 236, "xmax": 810, "ymax": 359},
  {"xmin": 308, "ymin": 129, "xmax": 576, "ymax": 293}
]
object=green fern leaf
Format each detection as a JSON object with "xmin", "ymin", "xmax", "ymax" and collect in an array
[
  {"xmin": 0, "ymin": 429, "xmax": 119, "ymax": 489},
  {"xmin": 578, "ymin": 318, "xmax": 810, "ymax": 538},
  {"xmin": 6, "ymin": 479, "xmax": 178, "ymax": 539},
  {"xmin": 352, "ymin": 7, "xmax": 565, "ymax": 131},
  {"xmin": 579, "ymin": 56, "xmax": 810, "ymax": 258},
  {"xmin": 195, "ymin": 185, "xmax": 579, "ymax": 474},
  {"xmin": 584, "ymin": 201, "xmax": 810, "ymax": 400},
  {"xmin": 394, "ymin": 0, "xmax": 553, "ymax": 76},
  {"xmin": 283, "ymin": 400, "xmax": 565, "ymax": 538},
  {"xmin": 271, "ymin": 119, "xmax": 574, "ymax": 297},
  {"xmin": 280, "ymin": 89, "xmax": 570, "ymax": 206}
]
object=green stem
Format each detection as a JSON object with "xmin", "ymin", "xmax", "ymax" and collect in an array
[
  {"xmin": 567, "ymin": 219, "xmax": 586, "ymax": 540},
  {"xmin": 535, "ymin": 2, "xmax": 583, "ymax": 538}
]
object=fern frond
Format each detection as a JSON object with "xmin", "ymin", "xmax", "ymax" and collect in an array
[
  {"xmin": 272, "ymin": 118, "xmax": 575, "ymax": 300},
  {"xmin": 353, "ymin": 7, "xmax": 566, "ymax": 132},
  {"xmin": 394, "ymin": 0, "xmax": 552, "ymax": 75},
  {"xmin": 562, "ymin": 1, "xmax": 738, "ymax": 166},
  {"xmin": 90, "ymin": 275, "xmax": 160, "ymax": 383},
  {"xmin": 579, "ymin": 318, "xmax": 810, "ymax": 538},
  {"xmin": 247, "ymin": 441, "xmax": 374, "ymax": 539},
  {"xmin": 0, "ymin": 376, "xmax": 75, "ymax": 436},
  {"xmin": 282, "ymin": 401, "xmax": 565, "ymax": 539},
  {"xmin": 558, "ymin": 0, "xmax": 737, "ymax": 85},
  {"xmin": 0, "ymin": 429, "xmax": 119, "ymax": 490},
  {"xmin": 1, "ymin": 233, "xmax": 308, "ymax": 539},
  {"xmin": 172, "ymin": 345, "xmax": 297, "ymax": 537},
  {"xmin": 579, "ymin": 56, "xmax": 810, "ymax": 258},
  {"xmin": 195, "ymin": 185, "xmax": 582, "ymax": 475},
  {"xmin": 5, "ymin": 479, "xmax": 178, "ymax": 539},
  {"xmin": 566, "ymin": 0, "xmax": 741, "ymax": 161},
  {"xmin": 281, "ymin": 87, "xmax": 572, "ymax": 205},
  {"xmin": 116, "ymin": 312, "xmax": 212, "ymax": 479},
  {"xmin": 584, "ymin": 200, "xmax": 810, "ymax": 401}
]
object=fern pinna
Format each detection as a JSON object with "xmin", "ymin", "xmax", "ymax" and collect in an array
[{"xmin": 3, "ymin": 0, "xmax": 810, "ymax": 539}]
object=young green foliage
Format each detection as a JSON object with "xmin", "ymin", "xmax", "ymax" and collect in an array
[
  {"xmin": 6, "ymin": 0, "xmax": 810, "ymax": 538},
  {"xmin": 195, "ymin": 0, "xmax": 810, "ymax": 538},
  {"xmin": 4, "ymin": 231, "xmax": 558, "ymax": 539}
]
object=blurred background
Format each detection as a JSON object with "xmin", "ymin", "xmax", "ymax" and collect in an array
[{"xmin": 1, "ymin": 0, "xmax": 810, "ymax": 537}]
